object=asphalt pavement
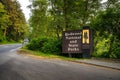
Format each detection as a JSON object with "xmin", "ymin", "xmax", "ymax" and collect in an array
[
  {"xmin": 0, "ymin": 44, "xmax": 120, "ymax": 80},
  {"xmin": 0, "ymin": 44, "xmax": 21, "ymax": 53}
]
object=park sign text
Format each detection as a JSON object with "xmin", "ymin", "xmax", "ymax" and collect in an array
[
  {"xmin": 62, "ymin": 30, "xmax": 82, "ymax": 53},
  {"xmin": 62, "ymin": 26, "xmax": 94, "ymax": 58}
]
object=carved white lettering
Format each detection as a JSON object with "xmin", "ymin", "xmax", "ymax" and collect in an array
[
  {"xmin": 65, "ymin": 36, "xmax": 81, "ymax": 40},
  {"xmin": 68, "ymin": 44, "xmax": 78, "ymax": 47},
  {"xmin": 70, "ymin": 40, "xmax": 77, "ymax": 43},
  {"xmin": 65, "ymin": 32, "xmax": 81, "ymax": 37},
  {"xmin": 68, "ymin": 48, "xmax": 79, "ymax": 51}
]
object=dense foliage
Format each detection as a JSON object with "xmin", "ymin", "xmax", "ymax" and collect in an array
[
  {"xmin": 27, "ymin": 37, "xmax": 61, "ymax": 54},
  {"xmin": 1, "ymin": 0, "xmax": 119, "ymax": 59},
  {"xmin": 0, "ymin": 0, "xmax": 29, "ymax": 42},
  {"xmin": 28, "ymin": 0, "xmax": 101, "ymax": 38},
  {"xmin": 91, "ymin": 1, "xmax": 120, "ymax": 59},
  {"xmin": 27, "ymin": 0, "xmax": 120, "ymax": 59}
]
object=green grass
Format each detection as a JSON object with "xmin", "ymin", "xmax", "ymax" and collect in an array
[
  {"xmin": 0, "ymin": 41, "xmax": 20, "ymax": 45},
  {"xmin": 18, "ymin": 48, "xmax": 82, "ymax": 61}
]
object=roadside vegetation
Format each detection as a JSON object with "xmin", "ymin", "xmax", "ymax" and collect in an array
[
  {"xmin": 26, "ymin": 37, "xmax": 61, "ymax": 54},
  {"xmin": 0, "ymin": 41, "xmax": 18, "ymax": 45},
  {"xmin": 19, "ymin": 48, "xmax": 80, "ymax": 61},
  {"xmin": 0, "ymin": 0, "xmax": 120, "ymax": 59},
  {"xmin": 0, "ymin": 0, "xmax": 29, "ymax": 43},
  {"xmin": 26, "ymin": 0, "xmax": 120, "ymax": 59}
]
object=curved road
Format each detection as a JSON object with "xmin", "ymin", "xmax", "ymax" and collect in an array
[{"xmin": 0, "ymin": 44, "xmax": 120, "ymax": 80}]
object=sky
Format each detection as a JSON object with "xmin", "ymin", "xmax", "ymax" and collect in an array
[
  {"xmin": 17, "ymin": 0, "xmax": 31, "ymax": 21},
  {"xmin": 17, "ymin": 0, "xmax": 107, "ymax": 21}
]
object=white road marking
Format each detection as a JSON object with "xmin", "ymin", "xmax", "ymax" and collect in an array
[
  {"xmin": 3, "ymin": 46, "xmax": 9, "ymax": 48},
  {"xmin": 9, "ymin": 49, "xmax": 16, "ymax": 52},
  {"xmin": 9, "ymin": 47, "xmax": 21, "ymax": 52}
]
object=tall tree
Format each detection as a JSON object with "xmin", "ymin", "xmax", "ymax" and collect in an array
[
  {"xmin": 1, "ymin": 0, "xmax": 29, "ymax": 41},
  {"xmin": 29, "ymin": 0, "xmax": 102, "ymax": 39},
  {"xmin": 0, "ymin": 2, "xmax": 10, "ymax": 41},
  {"xmin": 29, "ymin": 0, "xmax": 48, "ymax": 38},
  {"xmin": 48, "ymin": 0, "xmax": 101, "ymax": 37}
]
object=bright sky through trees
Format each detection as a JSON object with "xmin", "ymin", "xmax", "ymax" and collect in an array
[
  {"xmin": 17, "ymin": 0, "xmax": 31, "ymax": 21},
  {"xmin": 17, "ymin": 0, "xmax": 107, "ymax": 21}
]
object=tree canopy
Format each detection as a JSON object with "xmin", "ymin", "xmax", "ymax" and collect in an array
[
  {"xmin": 29, "ymin": 0, "xmax": 102, "ymax": 38},
  {"xmin": 0, "ymin": 0, "xmax": 29, "ymax": 42},
  {"xmin": 0, "ymin": 0, "xmax": 120, "ymax": 58},
  {"xmin": 28, "ymin": 0, "xmax": 120, "ymax": 59}
]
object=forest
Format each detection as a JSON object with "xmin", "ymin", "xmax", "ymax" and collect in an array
[
  {"xmin": 0, "ymin": 0, "xmax": 120, "ymax": 59},
  {"xmin": 0, "ymin": 0, "xmax": 29, "ymax": 42}
]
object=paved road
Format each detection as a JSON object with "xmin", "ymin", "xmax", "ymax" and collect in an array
[
  {"xmin": 0, "ymin": 44, "xmax": 120, "ymax": 80},
  {"xmin": 0, "ymin": 44, "xmax": 21, "ymax": 53}
]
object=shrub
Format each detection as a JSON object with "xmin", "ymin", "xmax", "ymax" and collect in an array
[
  {"xmin": 92, "ymin": 37, "xmax": 120, "ymax": 59},
  {"xmin": 110, "ymin": 39, "xmax": 120, "ymax": 59},
  {"xmin": 27, "ymin": 37, "xmax": 62, "ymax": 54},
  {"xmin": 92, "ymin": 38, "xmax": 109, "ymax": 58},
  {"xmin": 41, "ymin": 39, "xmax": 62, "ymax": 54},
  {"xmin": 27, "ymin": 37, "xmax": 48, "ymax": 51}
]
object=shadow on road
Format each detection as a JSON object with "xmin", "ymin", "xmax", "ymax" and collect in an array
[{"xmin": 0, "ymin": 60, "xmax": 25, "ymax": 80}]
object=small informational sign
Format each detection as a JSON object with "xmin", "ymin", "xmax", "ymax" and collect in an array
[
  {"xmin": 82, "ymin": 26, "xmax": 94, "ymax": 58},
  {"xmin": 62, "ymin": 30, "xmax": 82, "ymax": 53},
  {"xmin": 82, "ymin": 29, "xmax": 89, "ymax": 44}
]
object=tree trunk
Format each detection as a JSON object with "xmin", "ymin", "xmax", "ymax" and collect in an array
[
  {"xmin": 3, "ymin": 28, "xmax": 7, "ymax": 40},
  {"xmin": 108, "ymin": 35, "xmax": 115, "ymax": 57},
  {"xmin": 82, "ymin": 0, "xmax": 89, "ymax": 26},
  {"xmin": 63, "ymin": 0, "xmax": 68, "ymax": 30},
  {"xmin": 56, "ymin": 25, "xmax": 60, "ymax": 39}
]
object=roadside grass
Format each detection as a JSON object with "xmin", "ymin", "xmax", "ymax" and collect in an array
[
  {"xmin": 0, "ymin": 41, "xmax": 20, "ymax": 45},
  {"xmin": 18, "ymin": 48, "xmax": 120, "ymax": 62},
  {"xmin": 18, "ymin": 48, "xmax": 82, "ymax": 61}
]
